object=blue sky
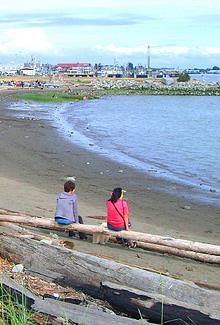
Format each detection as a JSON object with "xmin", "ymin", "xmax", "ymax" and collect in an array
[{"xmin": 0, "ymin": 0, "xmax": 220, "ymax": 68}]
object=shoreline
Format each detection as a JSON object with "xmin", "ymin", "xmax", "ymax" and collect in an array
[
  {"xmin": 1, "ymin": 75, "xmax": 220, "ymax": 99},
  {"xmin": 0, "ymin": 90, "xmax": 220, "ymax": 286}
]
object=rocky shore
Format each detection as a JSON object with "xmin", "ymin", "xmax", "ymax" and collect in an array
[
  {"xmin": 1, "ymin": 76, "xmax": 220, "ymax": 97},
  {"xmin": 89, "ymin": 78, "xmax": 220, "ymax": 96}
]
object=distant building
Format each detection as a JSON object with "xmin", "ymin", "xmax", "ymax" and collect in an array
[
  {"xmin": 20, "ymin": 68, "xmax": 35, "ymax": 76},
  {"xmin": 0, "ymin": 68, "xmax": 18, "ymax": 76},
  {"xmin": 97, "ymin": 65, "xmax": 124, "ymax": 77},
  {"xmin": 55, "ymin": 63, "xmax": 94, "ymax": 77}
]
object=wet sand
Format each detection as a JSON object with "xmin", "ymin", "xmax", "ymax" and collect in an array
[{"xmin": 0, "ymin": 90, "xmax": 219, "ymax": 286}]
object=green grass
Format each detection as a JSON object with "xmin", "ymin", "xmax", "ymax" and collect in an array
[
  {"xmin": 0, "ymin": 285, "xmax": 35, "ymax": 324},
  {"xmin": 0, "ymin": 282, "xmax": 75, "ymax": 324},
  {"xmin": 16, "ymin": 92, "xmax": 94, "ymax": 103}
]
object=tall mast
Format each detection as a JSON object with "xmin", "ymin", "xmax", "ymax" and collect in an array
[{"xmin": 147, "ymin": 45, "xmax": 150, "ymax": 69}]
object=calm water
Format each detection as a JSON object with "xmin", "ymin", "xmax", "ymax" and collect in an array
[
  {"xmin": 11, "ymin": 95, "xmax": 220, "ymax": 205},
  {"xmin": 190, "ymin": 73, "xmax": 220, "ymax": 83}
]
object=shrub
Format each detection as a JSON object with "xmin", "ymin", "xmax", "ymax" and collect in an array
[{"xmin": 177, "ymin": 72, "xmax": 190, "ymax": 82}]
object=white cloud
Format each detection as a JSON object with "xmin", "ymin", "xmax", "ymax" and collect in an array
[
  {"xmin": 0, "ymin": 28, "xmax": 52, "ymax": 55},
  {"xmin": 153, "ymin": 46, "xmax": 189, "ymax": 55},
  {"xmin": 96, "ymin": 44, "xmax": 190, "ymax": 56},
  {"xmin": 205, "ymin": 47, "xmax": 220, "ymax": 55},
  {"xmin": 0, "ymin": 0, "xmax": 123, "ymax": 13},
  {"xmin": 96, "ymin": 44, "xmax": 147, "ymax": 55}
]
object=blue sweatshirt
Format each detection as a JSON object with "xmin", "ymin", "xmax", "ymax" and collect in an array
[{"xmin": 55, "ymin": 192, "xmax": 79, "ymax": 222}]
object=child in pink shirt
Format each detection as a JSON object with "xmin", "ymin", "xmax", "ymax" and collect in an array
[{"xmin": 106, "ymin": 187, "xmax": 129, "ymax": 231}]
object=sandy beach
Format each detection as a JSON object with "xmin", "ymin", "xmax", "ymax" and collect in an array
[{"xmin": 0, "ymin": 90, "xmax": 219, "ymax": 286}]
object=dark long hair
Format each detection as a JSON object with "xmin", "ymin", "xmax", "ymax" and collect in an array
[{"xmin": 109, "ymin": 187, "xmax": 122, "ymax": 203}]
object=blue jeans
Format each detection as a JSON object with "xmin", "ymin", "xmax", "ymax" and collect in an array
[
  {"xmin": 107, "ymin": 223, "xmax": 126, "ymax": 231},
  {"xmin": 55, "ymin": 216, "xmax": 87, "ymax": 240},
  {"xmin": 55, "ymin": 217, "xmax": 73, "ymax": 225}
]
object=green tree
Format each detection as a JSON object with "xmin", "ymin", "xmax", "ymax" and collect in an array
[
  {"xmin": 126, "ymin": 62, "xmax": 134, "ymax": 71},
  {"xmin": 212, "ymin": 66, "xmax": 220, "ymax": 70},
  {"xmin": 177, "ymin": 72, "xmax": 190, "ymax": 82}
]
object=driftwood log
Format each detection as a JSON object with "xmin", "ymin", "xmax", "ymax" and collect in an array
[
  {"xmin": 0, "ymin": 214, "xmax": 220, "ymax": 254},
  {"xmin": 0, "ymin": 234, "xmax": 219, "ymax": 324},
  {"xmin": 135, "ymin": 241, "xmax": 220, "ymax": 264},
  {"xmin": 100, "ymin": 281, "xmax": 220, "ymax": 325},
  {"xmin": 1, "ymin": 274, "xmax": 148, "ymax": 325},
  {"xmin": 2, "ymin": 220, "xmax": 220, "ymax": 264}
]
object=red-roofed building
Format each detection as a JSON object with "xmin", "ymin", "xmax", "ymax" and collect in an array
[
  {"xmin": 56, "ymin": 63, "xmax": 90, "ymax": 68},
  {"xmin": 55, "ymin": 63, "xmax": 94, "ymax": 76}
]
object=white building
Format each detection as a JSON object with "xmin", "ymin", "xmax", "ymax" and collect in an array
[{"xmin": 20, "ymin": 68, "xmax": 36, "ymax": 76}]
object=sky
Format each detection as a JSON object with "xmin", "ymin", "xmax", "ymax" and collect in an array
[{"xmin": 0, "ymin": 0, "xmax": 220, "ymax": 68}]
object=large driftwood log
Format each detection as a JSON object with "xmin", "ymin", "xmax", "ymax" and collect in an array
[
  {"xmin": 0, "ymin": 222, "xmax": 53, "ymax": 241},
  {"xmin": 0, "ymin": 234, "xmax": 219, "ymax": 325},
  {"xmin": 100, "ymin": 281, "xmax": 220, "ymax": 325},
  {"xmin": 0, "ymin": 215, "xmax": 220, "ymax": 257}
]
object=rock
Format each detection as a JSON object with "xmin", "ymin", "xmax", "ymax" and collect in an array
[
  {"xmin": 181, "ymin": 205, "xmax": 191, "ymax": 210},
  {"xmin": 12, "ymin": 264, "xmax": 24, "ymax": 273},
  {"xmin": 40, "ymin": 239, "xmax": 53, "ymax": 245},
  {"xmin": 53, "ymin": 293, "xmax": 60, "ymax": 299},
  {"xmin": 66, "ymin": 176, "xmax": 76, "ymax": 181},
  {"xmin": 210, "ymin": 188, "xmax": 216, "ymax": 193},
  {"xmin": 49, "ymin": 233, "xmax": 59, "ymax": 239},
  {"xmin": 161, "ymin": 78, "xmax": 175, "ymax": 86}
]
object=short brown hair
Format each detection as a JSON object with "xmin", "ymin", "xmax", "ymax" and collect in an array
[{"xmin": 64, "ymin": 181, "xmax": 76, "ymax": 192}]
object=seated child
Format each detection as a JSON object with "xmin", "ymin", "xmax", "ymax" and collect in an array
[{"xmin": 55, "ymin": 180, "xmax": 87, "ymax": 239}]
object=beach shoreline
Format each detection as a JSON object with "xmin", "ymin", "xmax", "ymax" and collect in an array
[{"xmin": 0, "ymin": 90, "xmax": 219, "ymax": 285}]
